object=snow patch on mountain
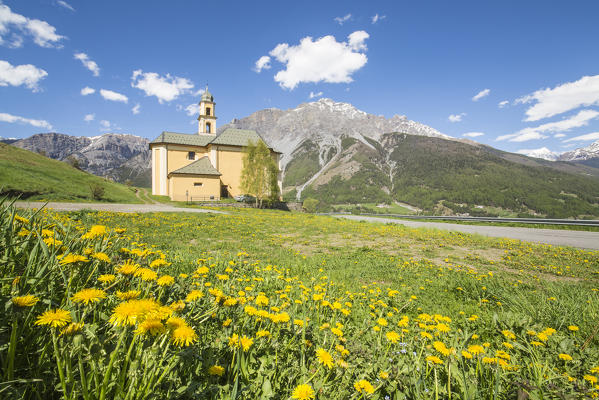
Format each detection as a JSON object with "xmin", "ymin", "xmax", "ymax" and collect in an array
[
  {"xmin": 559, "ymin": 140, "xmax": 599, "ymax": 161},
  {"xmin": 516, "ymin": 147, "xmax": 560, "ymax": 161}
]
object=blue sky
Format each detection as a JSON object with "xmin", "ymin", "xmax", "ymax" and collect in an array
[{"xmin": 1, "ymin": 0, "xmax": 599, "ymax": 156}]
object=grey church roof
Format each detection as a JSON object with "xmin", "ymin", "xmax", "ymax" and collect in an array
[
  {"xmin": 169, "ymin": 156, "xmax": 221, "ymax": 176},
  {"xmin": 150, "ymin": 131, "xmax": 215, "ymax": 146},
  {"xmin": 150, "ymin": 128, "xmax": 281, "ymax": 153}
]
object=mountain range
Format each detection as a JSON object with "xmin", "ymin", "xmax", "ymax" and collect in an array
[{"xmin": 3, "ymin": 98, "xmax": 599, "ymax": 217}]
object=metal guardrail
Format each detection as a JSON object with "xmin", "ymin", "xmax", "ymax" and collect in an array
[{"xmin": 324, "ymin": 213, "xmax": 599, "ymax": 226}]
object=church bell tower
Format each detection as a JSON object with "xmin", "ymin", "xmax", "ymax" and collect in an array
[{"xmin": 198, "ymin": 87, "xmax": 217, "ymax": 135}]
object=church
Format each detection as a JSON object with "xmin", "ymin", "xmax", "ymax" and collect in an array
[{"xmin": 150, "ymin": 89, "xmax": 282, "ymax": 201}]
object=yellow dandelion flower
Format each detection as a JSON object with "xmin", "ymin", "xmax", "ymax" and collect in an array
[
  {"xmin": 354, "ymin": 379, "xmax": 375, "ymax": 394},
  {"xmin": 584, "ymin": 375, "xmax": 597, "ymax": 384},
  {"xmin": 316, "ymin": 348, "xmax": 334, "ymax": 369},
  {"xmin": 81, "ymin": 225, "xmax": 107, "ymax": 239},
  {"xmin": 60, "ymin": 322, "xmax": 84, "ymax": 336},
  {"xmin": 559, "ymin": 353, "xmax": 573, "ymax": 361},
  {"xmin": 436, "ymin": 323, "xmax": 451, "ymax": 333},
  {"xmin": 98, "ymin": 274, "xmax": 116, "ymax": 284},
  {"xmin": 377, "ymin": 317, "xmax": 388, "ymax": 327},
  {"xmin": 462, "ymin": 350, "xmax": 473, "ymax": 359},
  {"xmin": 433, "ymin": 341, "xmax": 453, "ymax": 357},
  {"xmin": 223, "ymin": 318, "xmax": 232, "ymax": 327},
  {"xmin": 170, "ymin": 300, "xmax": 185, "ymax": 312},
  {"xmin": 531, "ymin": 341, "xmax": 544, "ymax": 347},
  {"xmin": 35, "ymin": 309, "xmax": 72, "ymax": 328},
  {"xmin": 12, "ymin": 294, "xmax": 39, "ymax": 307},
  {"xmin": 468, "ymin": 345, "xmax": 485, "ymax": 355},
  {"xmin": 13, "ymin": 214, "xmax": 29, "ymax": 224},
  {"xmin": 109, "ymin": 299, "xmax": 159, "ymax": 327},
  {"xmin": 208, "ymin": 365, "xmax": 225, "ymax": 376},
  {"xmin": 156, "ymin": 275, "xmax": 175, "ymax": 286},
  {"xmin": 568, "ymin": 325, "xmax": 579, "ymax": 331},
  {"xmin": 91, "ymin": 252, "xmax": 111, "ymax": 263},
  {"xmin": 116, "ymin": 290, "xmax": 141, "ymax": 300},
  {"xmin": 135, "ymin": 319, "xmax": 165, "ymax": 336},
  {"xmin": 240, "ymin": 335, "xmax": 253, "ymax": 351},
  {"xmin": 72, "ymin": 288, "xmax": 106, "ymax": 305},
  {"xmin": 59, "ymin": 254, "xmax": 89, "ymax": 265},
  {"xmin": 135, "ymin": 268, "xmax": 157, "ymax": 281},
  {"xmin": 166, "ymin": 316, "xmax": 187, "ymax": 330},
  {"xmin": 426, "ymin": 355, "xmax": 444, "ymax": 365},
  {"xmin": 502, "ymin": 330, "xmax": 516, "ymax": 340},
  {"xmin": 196, "ymin": 266, "xmax": 209, "ymax": 275},
  {"xmin": 171, "ymin": 325, "xmax": 197, "ymax": 347},
  {"xmin": 379, "ymin": 371, "xmax": 389, "ymax": 379},
  {"xmin": 331, "ymin": 327, "xmax": 344, "ymax": 337},
  {"xmin": 186, "ymin": 290, "xmax": 204, "ymax": 302},
  {"xmin": 116, "ymin": 260, "xmax": 139, "ymax": 275},
  {"xmin": 228, "ymin": 333, "xmax": 239, "ymax": 348},
  {"xmin": 291, "ymin": 383, "xmax": 315, "ymax": 400},
  {"xmin": 386, "ymin": 331, "xmax": 401, "ymax": 343},
  {"xmin": 149, "ymin": 258, "xmax": 169, "ymax": 268},
  {"xmin": 256, "ymin": 330, "xmax": 270, "ymax": 338}
]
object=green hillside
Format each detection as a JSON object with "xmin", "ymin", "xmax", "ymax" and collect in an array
[
  {"xmin": 0, "ymin": 143, "xmax": 140, "ymax": 203},
  {"xmin": 300, "ymin": 134, "xmax": 599, "ymax": 218}
]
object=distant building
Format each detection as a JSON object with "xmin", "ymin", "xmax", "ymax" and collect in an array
[{"xmin": 150, "ymin": 88, "xmax": 281, "ymax": 201}]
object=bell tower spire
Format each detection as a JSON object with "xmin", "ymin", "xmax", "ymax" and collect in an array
[{"xmin": 198, "ymin": 86, "xmax": 217, "ymax": 135}]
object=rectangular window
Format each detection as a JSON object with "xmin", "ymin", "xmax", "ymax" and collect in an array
[
  {"xmin": 194, "ymin": 182, "xmax": 203, "ymax": 187},
  {"xmin": 206, "ymin": 107, "xmax": 211, "ymax": 116},
  {"xmin": 187, "ymin": 151, "xmax": 195, "ymax": 160}
]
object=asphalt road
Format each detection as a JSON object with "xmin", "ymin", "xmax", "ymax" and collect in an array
[
  {"xmin": 335, "ymin": 215, "xmax": 599, "ymax": 250},
  {"xmin": 14, "ymin": 201, "xmax": 225, "ymax": 214}
]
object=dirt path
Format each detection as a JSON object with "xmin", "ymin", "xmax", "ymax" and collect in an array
[
  {"xmin": 15, "ymin": 201, "xmax": 225, "ymax": 214},
  {"xmin": 336, "ymin": 215, "xmax": 599, "ymax": 250},
  {"xmin": 135, "ymin": 188, "xmax": 157, "ymax": 204}
]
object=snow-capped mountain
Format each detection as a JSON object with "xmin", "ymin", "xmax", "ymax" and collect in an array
[
  {"xmin": 559, "ymin": 140, "xmax": 599, "ymax": 161},
  {"xmin": 12, "ymin": 133, "xmax": 150, "ymax": 185},
  {"xmin": 516, "ymin": 147, "xmax": 560, "ymax": 161},
  {"xmin": 220, "ymin": 98, "xmax": 450, "ymax": 170}
]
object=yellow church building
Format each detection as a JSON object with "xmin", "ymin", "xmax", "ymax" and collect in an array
[{"xmin": 150, "ymin": 89, "xmax": 282, "ymax": 201}]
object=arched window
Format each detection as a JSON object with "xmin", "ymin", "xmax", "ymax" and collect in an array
[
  {"xmin": 206, "ymin": 123, "xmax": 211, "ymax": 133},
  {"xmin": 206, "ymin": 107, "xmax": 211, "ymax": 116}
]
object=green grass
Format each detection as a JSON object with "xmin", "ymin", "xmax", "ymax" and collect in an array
[
  {"xmin": 332, "ymin": 202, "xmax": 416, "ymax": 214},
  {"xmin": 5, "ymin": 204, "xmax": 599, "ymax": 398},
  {"xmin": 0, "ymin": 143, "xmax": 141, "ymax": 203}
]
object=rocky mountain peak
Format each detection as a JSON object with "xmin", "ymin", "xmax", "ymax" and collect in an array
[{"xmin": 559, "ymin": 140, "xmax": 599, "ymax": 161}]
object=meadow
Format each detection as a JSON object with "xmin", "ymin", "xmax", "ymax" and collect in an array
[{"xmin": 2, "ymin": 200, "xmax": 599, "ymax": 399}]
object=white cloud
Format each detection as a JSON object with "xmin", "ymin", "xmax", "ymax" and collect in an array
[
  {"xmin": 132, "ymin": 103, "xmax": 141, "ymax": 115},
  {"xmin": 100, "ymin": 89, "xmax": 128, "ymax": 103},
  {"xmin": 448, "ymin": 113, "xmax": 466, "ymax": 122},
  {"xmin": 83, "ymin": 113, "xmax": 94, "ymax": 122},
  {"xmin": 100, "ymin": 120, "xmax": 110, "ymax": 128},
  {"xmin": 0, "ymin": 112, "xmax": 52, "ymax": 129},
  {"xmin": 181, "ymin": 103, "xmax": 199, "ymax": 116},
  {"xmin": 496, "ymin": 109, "xmax": 599, "ymax": 142},
  {"xmin": 463, "ymin": 132, "xmax": 484, "ymax": 138},
  {"xmin": 515, "ymin": 75, "xmax": 599, "ymax": 122},
  {"xmin": 268, "ymin": 31, "xmax": 369, "ymax": 90},
  {"xmin": 371, "ymin": 14, "xmax": 386, "ymax": 24},
  {"xmin": 472, "ymin": 88, "xmax": 490, "ymax": 101},
  {"xmin": 498, "ymin": 100, "xmax": 509, "ymax": 108},
  {"xmin": 81, "ymin": 86, "xmax": 95, "ymax": 96},
  {"xmin": 309, "ymin": 91, "xmax": 323, "ymax": 99},
  {"xmin": 131, "ymin": 70, "xmax": 194, "ymax": 103},
  {"xmin": 254, "ymin": 56, "xmax": 271, "ymax": 73},
  {"xmin": 554, "ymin": 133, "xmax": 566, "ymax": 138},
  {"xmin": 563, "ymin": 132, "xmax": 599, "ymax": 143},
  {"xmin": 193, "ymin": 88, "xmax": 205, "ymax": 97},
  {"xmin": 0, "ymin": 4, "xmax": 65, "ymax": 48},
  {"xmin": 334, "ymin": 14, "xmax": 352, "ymax": 25},
  {"xmin": 74, "ymin": 52, "xmax": 99, "ymax": 76},
  {"xmin": 57, "ymin": 1, "xmax": 75, "ymax": 12},
  {"xmin": 0, "ymin": 60, "xmax": 47, "ymax": 91}
]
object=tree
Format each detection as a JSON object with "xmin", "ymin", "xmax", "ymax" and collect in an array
[{"xmin": 240, "ymin": 140, "xmax": 280, "ymax": 208}]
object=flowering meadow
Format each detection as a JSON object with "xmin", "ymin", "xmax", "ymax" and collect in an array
[{"xmin": 1, "ymin": 200, "xmax": 599, "ymax": 399}]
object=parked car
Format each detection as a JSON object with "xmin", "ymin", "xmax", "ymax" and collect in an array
[{"xmin": 234, "ymin": 194, "xmax": 255, "ymax": 203}]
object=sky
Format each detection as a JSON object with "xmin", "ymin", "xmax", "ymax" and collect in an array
[{"xmin": 1, "ymin": 0, "xmax": 599, "ymax": 157}]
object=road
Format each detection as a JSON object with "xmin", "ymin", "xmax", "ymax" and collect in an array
[
  {"xmin": 335, "ymin": 215, "xmax": 599, "ymax": 250},
  {"xmin": 14, "ymin": 201, "xmax": 225, "ymax": 214}
]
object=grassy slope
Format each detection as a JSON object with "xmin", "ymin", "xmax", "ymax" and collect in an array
[
  {"xmin": 0, "ymin": 143, "xmax": 140, "ymax": 202},
  {"xmin": 302, "ymin": 134, "xmax": 599, "ymax": 218}
]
